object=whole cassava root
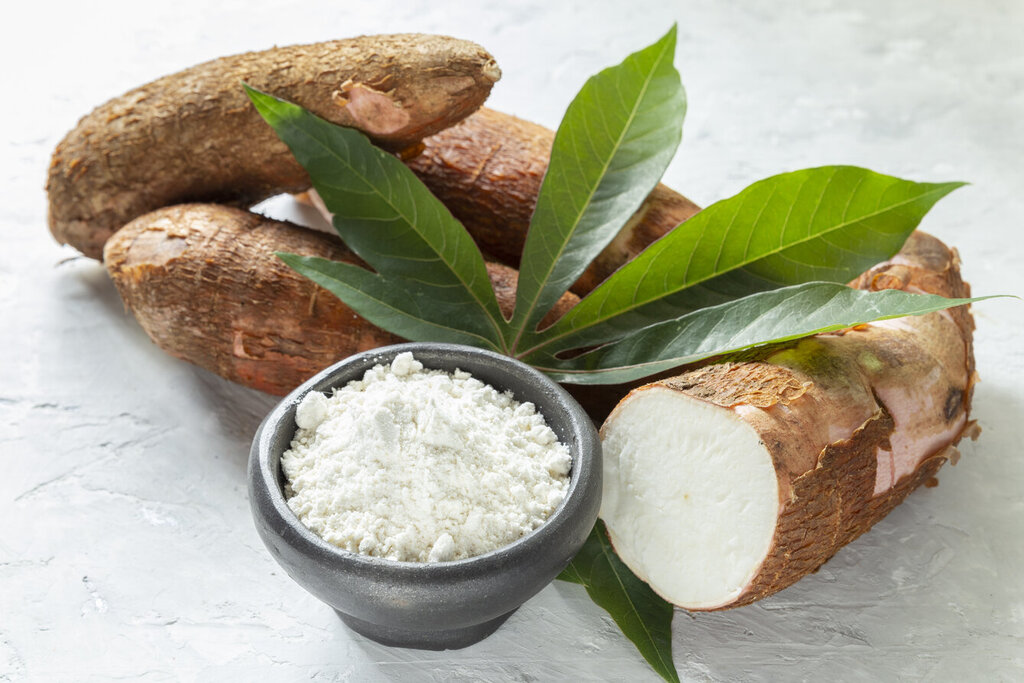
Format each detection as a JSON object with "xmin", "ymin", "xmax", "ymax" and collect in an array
[
  {"xmin": 599, "ymin": 231, "xmax": 978, "ymax": 611},
  {"xmin": 48, "ymin": 34, "xmax": 501, "ymax": 259},
  {"xmin": 103, "ymin": 204, "xmax": 578, "ymax": 396}
]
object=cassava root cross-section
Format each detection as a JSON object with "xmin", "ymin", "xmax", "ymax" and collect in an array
[
  {"xmin": 102, "ymin": 204, "xmax": 579, "ymax": 395},
  {"xmin": 599, "ymin": 231, "xmax": 978, "ymax": 610},
  {"xmin": 47, "ymin": 34, "xmax": 501, "ymax": 259}
]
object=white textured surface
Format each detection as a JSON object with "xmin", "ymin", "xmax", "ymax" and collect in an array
[
  {"xmin": 2, "ymin": 1, "xmax": 1022, "ymax": 680},
  {"xmin": 601, "ymin": 387, "xmax": 780, "ymax": 610}
]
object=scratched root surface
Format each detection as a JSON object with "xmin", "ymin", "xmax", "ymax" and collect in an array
[{"xmin": 3, "ymin": 0, "xmax": 1023, "ymax": 681}]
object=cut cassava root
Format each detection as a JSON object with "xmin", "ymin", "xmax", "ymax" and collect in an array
[
  {"xmin": 48, "ymin": 34, "xmax": 500, "ymax": 259},
  {"xmin": 103, "ymin": 204, "xmax": 578, "ymax": 395},
  {"xmin": 598, "ymin": 231, "xmax": 977, "ymax": 610}
]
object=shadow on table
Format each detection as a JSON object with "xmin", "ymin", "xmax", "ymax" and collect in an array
[{"xmin": 50, "ymin": 252, "xmax": 278, "ymax": 472}]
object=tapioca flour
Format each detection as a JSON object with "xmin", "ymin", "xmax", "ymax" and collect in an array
[{"xmin": 281, "ymin": 352, "xmax": 572, "ymax": 562}]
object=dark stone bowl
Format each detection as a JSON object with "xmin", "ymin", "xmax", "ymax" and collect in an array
[{"xmin": 248, "ymin": 342, "xmax": 602, "ymax": 650}]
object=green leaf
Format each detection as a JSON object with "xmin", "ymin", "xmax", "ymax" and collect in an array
[
  {"xmin": 245, "ymin": 84, "xmax": 506, "ymax": 350},
  {"xmin": 558, "ymin": 521, "xmax": 678, "ymax": 683},
  {"xmin": 528, "ymin": 167, "xmax": 965, "ymax": 354},
  {"xmin": 511, "ymin": 25, "xmax": 685, "ymax": 340},
  {"xmin": 277, "ymin": 253, "xmax": 502, "ymax": 351},
  {"xmin": 538, "ymin": 283, "xmax": 992, "ymax": 385}
]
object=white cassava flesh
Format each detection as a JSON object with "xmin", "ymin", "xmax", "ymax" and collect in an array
[
  {"xmin": 599, "ymin": 231, "xmax": 978, "ymax": 611},
  {"xmin": 601, "ymin": 389, "xmax": 779, "ymax": 609}
]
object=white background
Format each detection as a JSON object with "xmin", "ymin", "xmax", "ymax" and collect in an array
[{"xmin": 2, "ymin": 1, "xmax": 1022, "ymax": 680}]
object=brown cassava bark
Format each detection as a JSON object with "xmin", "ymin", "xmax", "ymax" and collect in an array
[
  {"xmin": 103, "ymin": 204, "xmax": 578, "ymax": 396},
  {"xmin": 602, "ymin": 231, "xmax": 977, "ymax": 609},
  {"xmin": 48, "ymin": 34, "xmax": 500, "ymax": 259},
  {"xmin": 404, "ymin": 107, "xmax": 702, "ymax": 294}
]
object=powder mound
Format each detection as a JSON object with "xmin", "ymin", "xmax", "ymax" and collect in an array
[{"xmin": 281, "ymin": 352, "xmax": 573, "ymax": 562}]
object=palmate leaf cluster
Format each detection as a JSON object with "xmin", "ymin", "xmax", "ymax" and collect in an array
[
  {"xmin": 245, "ymin": 26, "xmax": 980, "ymax": 682},
  {"xmin": 245, "ymin": 26, "xmax": 972, "ymax": 388}
]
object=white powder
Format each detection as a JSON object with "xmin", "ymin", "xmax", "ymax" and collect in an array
[{"xmin": 281, "ymin": 352, "xmax": 572, "ymax": 562}]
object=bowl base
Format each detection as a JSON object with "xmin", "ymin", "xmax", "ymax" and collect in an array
[{"xmin": 335, "ymin": 608, "xmax": 517, "ymax": 650}]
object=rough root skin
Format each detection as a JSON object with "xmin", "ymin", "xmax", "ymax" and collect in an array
[
  {"xmin": 103, "ymin": 204, "xmax": 577, "ymax": 396},
  {"xmin": 404, "ymin": 107, "xmax": 702, "ymax": 295},
  {"xmin": 601, "ymin": 231, "xmax": 978, "ymax": 610},
  {"xmin": 48, "ymin": 34, "xmax": 500, "ymax": 259}
]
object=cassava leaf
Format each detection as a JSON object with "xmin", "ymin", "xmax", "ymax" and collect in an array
[
  {"xmin": 526, "ymin": 167, "xmax": 965, "ymax": 354},
  {"xmin": 245, "ymin": 85, "xmax": 507, "ymax": 350},
  {"xmin": 276, "ymin": 253, "xmax": 502, "ymax": 351},
  {"xmin": 558, "ymin": 521, "xmax": 679, "ymax": 683},
  {"xmin": 511, "ymin": 25, "xmax": 685, "ymax": 340},
  {"xmin": 537, "ymin": 283, "xmax": 992, "ymax": 385}
]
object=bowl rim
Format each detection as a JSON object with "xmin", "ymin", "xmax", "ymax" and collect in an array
[{"xmin": 250, "ymin": 342, "xmax": 600, "ymax": 578}]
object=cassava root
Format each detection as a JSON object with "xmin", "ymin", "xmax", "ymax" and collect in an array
[
  {"xmin": 403, "ymin": 107, "xmax": 702, "ymax": 295},
  {"xmin": 47, "ymin": 34, "xmax": 501, "ymax": 259},
  {"xmin": 299, "ymin": 105, "xmax": 704, "ymax": 296},
  {"xmin": 103, "ymin": 204, "xmax": 578, "ymax": 395},
  {"xmin": 301, "ymin": 107, "xmax": 702, "ymax": 296},
  {"xmin": 598, "ymin": 231, "xmax": 978, "ymax": 610}
]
